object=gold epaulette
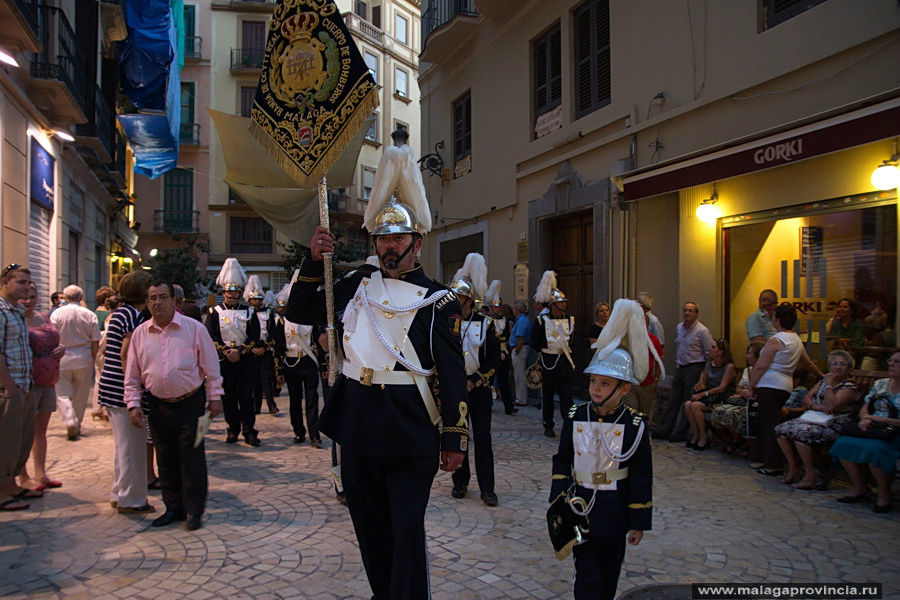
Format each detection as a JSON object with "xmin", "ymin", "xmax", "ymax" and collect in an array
[
  {"xmin": 551, "ymin": 474, "xmax": 569, "ymax": 480},
  {"xmin": 628, "ymin": 501, "xmax": 653, "ymax": 509},
  {"xmin": 435, "ymin": 291, "xmax": 456, "ymax": 311}
]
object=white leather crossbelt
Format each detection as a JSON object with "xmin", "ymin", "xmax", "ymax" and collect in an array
[{"xmin": 342, "ymin": 362, "xmax": 417, "ymax": 386}]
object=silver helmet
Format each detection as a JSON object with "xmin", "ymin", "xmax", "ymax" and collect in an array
[
  {"xmin": 449, "ymin": 276, "xmax": 474, "ymax": 300},
  {"xmin": 371, "ymin": 199, "xmax": 421, "ymax": 237},
  {"xmin": 584, "ymin": 347, "xmax": 639, "ymax": 384},
  {"xmin": 550, "ymin": 289, "xmax": 567, "ymax": 303}
]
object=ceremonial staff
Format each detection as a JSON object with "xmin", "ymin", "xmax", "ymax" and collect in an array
[{"xmin": 317, "ymin": 176, "xmax": 338, "ymax": 384}]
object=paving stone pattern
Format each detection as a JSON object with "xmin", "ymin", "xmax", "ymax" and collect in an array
[{"xmin": 1, "ymin": 396, "xmax": 897, "ymax": 599}]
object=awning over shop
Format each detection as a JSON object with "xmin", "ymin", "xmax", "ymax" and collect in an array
[
  {"xmin": 622, "ymin": 98, "xmax": 900, "ymax": 202},
  {"xmin": 116, "ymin": 0, "xmax": 180, "ymax": 178},
  {"xmin": 208, "ymin": 109, "xmax": 373, "ymax": 243}
]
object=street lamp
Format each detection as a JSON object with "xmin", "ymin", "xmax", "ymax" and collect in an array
[
  {"xmin": 872, "ymin": 139, "xmax": 900, "ymax": 191},
  {"xmin": 695, "ymin": 184, "xmax": 720, "ymax": 223}
]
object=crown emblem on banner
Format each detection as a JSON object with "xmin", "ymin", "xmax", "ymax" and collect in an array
[{"xmin": 280, "ymin": 12, "xmax": 319, "ymax": 41}]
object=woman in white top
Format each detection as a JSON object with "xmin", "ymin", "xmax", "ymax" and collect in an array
[{"xmin": 749, "ymin": 304, "xmax": 822, "ymax": 476}]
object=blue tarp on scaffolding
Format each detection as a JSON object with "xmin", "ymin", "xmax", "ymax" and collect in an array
[{"xmin": 117, "ymin": 0, "xmax": 181, "ymax": 178}]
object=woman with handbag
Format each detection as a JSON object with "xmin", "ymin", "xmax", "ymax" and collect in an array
[
  {"xmin": 774, "ymin": 349, "xmax": 859, "ymax": 489},
  {"xmin": 830, "ymin": 348, "xmax": 900, "ymax": 513}
]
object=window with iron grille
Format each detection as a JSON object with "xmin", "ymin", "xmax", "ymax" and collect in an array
[
  {"xmin": 164, "ymin": 168, "xmax": 193, "ymax": 213},
  {"xmin": 181, "ymin": 82, "xmax": 195, "ymax": 124},
  {"xmin": 533, "ymin": 24, "xmax": 561, "ymax": 120},
  {"xmin": 229, "ymin": 217, "xmax": 273, "ymax": 254},
  {"xmin": 240, "ymin": 86, "xmax": 255, "ymax": 117},
  {"xmin": 452, "ymin": 91, "xmax": 471, "ymax": 163},
  {"xmin": 573, "ymin": 0, "xmax": 610, "ymax": 120},
  {"xmin": 760, "ymin": 0, "xmax": 826, "ymax": 29}
]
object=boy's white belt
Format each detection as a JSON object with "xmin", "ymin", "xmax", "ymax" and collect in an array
[
  {"xmin": 342, "ymin": 362, "xmax": 417, "ymax": 386},
  {"xmin": 573, "ymin": 467, "xmax": 629, "ymax": 485}
]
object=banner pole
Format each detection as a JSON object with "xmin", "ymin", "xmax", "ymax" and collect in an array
[{"xmin": 317, "ymin": 176, "xmax": 338, "ymax": 385}]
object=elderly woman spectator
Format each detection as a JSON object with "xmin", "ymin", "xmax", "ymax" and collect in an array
[
  {"xmin": 826, "ymin": 298, "xmax": 865, "ymax": 348},
  {"xmin": 750, "ymin": 303, "xmax": 822, "ymax": 476},
  {"xmin": 15, "ymin": 283, "xmax": 65, "ymax": 491},
  {"xmin": 684, "ymin": 338, "xmax": 736, "ymax": 450},
  {"xmin": 775, "ymin": 349, "xmax": 860, "ymax": 489},
  {"xmin": 710, "ymin": 340, "xmax": 765, "ymax": 455},
  {"xmin": 588, "ymin": 302, "xmax": 610, "ymax": 346},
  {"xmin": 94, "ymin": 286, "xmax": 115, "ymax": 331},
  {"xmin": 830, "ymin": 348, "xmax": 900, "ymax": 513},
  {"xmin": 98, "ymin": 271, "xmax": 155, "ymax": 514}
]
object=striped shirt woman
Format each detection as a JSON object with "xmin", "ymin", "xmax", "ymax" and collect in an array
[{"xmin": 98, "ymin": 304, "xmax": 144, "ymax": 409}]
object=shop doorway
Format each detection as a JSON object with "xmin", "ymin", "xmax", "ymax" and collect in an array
[
  {"xmin": 550, "ymin": 209, "xmax": 594, "ymax": 374},
  {"xmin": 724, "ymin": 193, "xmax": 897, "ymax": 372}
]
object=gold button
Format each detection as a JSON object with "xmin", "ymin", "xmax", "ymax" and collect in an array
[
  {"xmin": 384, "ymin": 366, "xmax": 390, "ymax": 371},
  {"xmin": 576, "ymin": 451, "xmax": 582, "ymax": 456},
  {"xmin": 417, "ymin": 291, "xmax": 424, "ymax": 296},
  {"xmin": 363, "ymin": 280, "xmax": 368, "ymax": 286},
  {"xmin": 344, "ymin": 335, "xmax": 350, "ymax": 341},
  {"xmin": 614, "ymin": 430, "xmax": 621, "ymax": 437},
  {"xmin": 393, "ymin": 345, "xmax": 399, "ymax": 351},
  {"xmin": 355, "ymin": 296, "xmax": 360, "ymax": 302},
  {"xmin": 383, "ymin": 300, "xmax": 389, "ymax": 305},
  {"xmin": 577, "ymin": 427, "xmax": 583, "ymax": 432},
  {"xmin": 380, "ymin": 384, "xmax": 385, "ymax": 389}
]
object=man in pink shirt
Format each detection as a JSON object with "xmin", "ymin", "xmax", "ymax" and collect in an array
[{"xmin": 125, "ymin": 281, "xmax": 223, "ymax": 531}]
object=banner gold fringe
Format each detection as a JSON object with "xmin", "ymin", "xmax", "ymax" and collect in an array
[{"xmin": 249, "ymin": 88, "xmax": 380, "ymax": 189}]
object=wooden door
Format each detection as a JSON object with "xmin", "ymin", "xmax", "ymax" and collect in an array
[{"xmin": 551, "ymin": 210, "xmax": 594, "ymax": 381}]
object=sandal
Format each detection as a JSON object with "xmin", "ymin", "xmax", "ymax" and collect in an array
[
  {"xmin": 837, "ymin": 492, "xmax": 870, "ymax": 504},
  {"xmin": 792, "ymin": 479, "xmax": 821, "ymax": 490},
  {"xmin": 42, "ymin": 480, "xmax": 62, "ymax": 489},
  {"xmin": 14, "ymin": 488, "xmax": 43, "ymax": 499},
  {"xmin": 0, "ymin": 498, "xmax": 29, "ymax": 511},
  {"xmin": 147, "ymin": 478, "xmax": 161, "ymax": 490},
  {"xmin": 780, "ymin": 473, "xmax": 801, "ymax": 485},
  {"xmin": 757, "ymin": 467, "xmax": 783, "ymax": 476}
]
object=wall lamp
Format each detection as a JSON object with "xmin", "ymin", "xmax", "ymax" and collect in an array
[
  {"xmin": 52, "ymin": 129, "xmax": 75, "ymax": 142},
  {"xmin": 871, "ymin": 139, "xmax": 899, "ymax": 191},
  {"xmin": 0, "ymin": 49, "xmax": 19, "ymax": 68},
  {"xmin": 695, "ymin": 183, "xmax": 720, "ymax": 223}
]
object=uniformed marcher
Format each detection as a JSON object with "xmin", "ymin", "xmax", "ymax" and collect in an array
[
  {"xmin": 286, "ymin": 128, "xmax": 468, "ymax": 600},
  {"xmin": 485, "ymin": 279, "xmax": 516, "ymax": 415},
  {"xmin": 549, "ymin": 298, "xmax": 661, "ymax": 600},
  {"xmin": 271, "ymin": 278, "xmax": 321, "ymax": 447},
  {"xmin": 531, "ymin": 270, "xmax": 576, "ymax": 438},
  {"xmin": 449, "ymin": 254, "xmax": 501, "ymax": 507},
  {"xmin": 244, "ymin": 275, "xmax": 278, "ymax": 416},
  {"xmin": 203, "ymin": 258, "xmax": 262, "ymax": 446}
]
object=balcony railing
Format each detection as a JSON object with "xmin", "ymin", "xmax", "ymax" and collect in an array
[
  {"xmin": 185, "ymin": 36, "xmax": 202, "ymax": 59},
  {"xmin": 422, "ymin": 0, "xmax": 477, "ymax": 42},
  {"xmin": 344, "ymin": 13, "xmax": 383, "ymax": 45},
  {"xmin": 155, "ymin": 210, "xmax": 200, "ymax": 234},
  {"xmin": 230, "ymin": 47, "xmax": 264, "ymax": 70},
  {"xmin": 30, "ymin": 5, "xmax": 88, "ymax": 113},
  {"xmin": 12, "ymin": 0, "xmax": 39, "ymax": 40},
  {"xmin": 180, "ymin": 122, "xmax": 200, "ymax": 145},
  {"xmin": 112, "ymin": 131, "xmax": 127, "ymax": 183},
  {"xmin": 229, "ymin": 0, "xmax": 275, "ymax": 7}
]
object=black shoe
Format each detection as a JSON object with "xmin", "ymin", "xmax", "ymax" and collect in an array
[
  {"xmin": 335, "ymin": 491, "xmax": 347, "ymax": 506},
  {"xmin": 245, "ymin": 434, "xmax": 261, "ymax": 447},
  {"xmin": 184, "ymin": 515, "xmax": 202, "ymax": 530},
  {"xmin": 686, "ymin": 441, "xmax": 697, "ymax": 449},
  {"xmin": 268, "ymin": 404, "xmax": 279, "ymax": 415},
  {"xmin": 451, "ymin": 485, "xmax": 467, "ymax": 499},
  {"xmin": 695, "ymin": 440, "xmax": 710, "ymax": 451},
  {"xmin": 837, "ymin": 493, "xmax": 870, "ymax": 504},
  {"xmin": 151, "ymin": 511, "xmax": 186, "ymax": 527},
  {"xmin": 311, "ymin": 438, "xmax": 322, "ymax": 448},
  {"xmin": 873, "ymin": 502, "xmax": 892, "ymax": 514},
  {"xmin": 505, "ymin": 408, "xmax": 519, "ymax": 415},
  {"xmin": 544, "ymin": 427, "xmax": 556, "ymax": 438},
  {"xmin": 225, "ymin": 432, "xmax": 238, "ymax": 444},
  {"xmin": 293, "ymin": 435, "xmax": 305, "ymax": 444},
  {"xmin": 480, "ymin": 492, "xmax": 498, "ymax": 507}
]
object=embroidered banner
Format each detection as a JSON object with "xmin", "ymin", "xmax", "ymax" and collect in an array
[{"xmin": 251, "ymin": 0, "xmax": 379, "ymax": 187}]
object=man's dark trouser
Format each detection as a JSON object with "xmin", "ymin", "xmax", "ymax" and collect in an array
[
  {"xmin": 221, "ymin": 357, "xmax": 256, "ymax": 437},
  {"xmin": 252, "ymin": 352, "xmax": 277, "ymax": 413},
  {"xmin": 452, "ymin": 387, "xmax": 495, "ymax": 494},
  {"xmin": 147, "ymin": 388, "xmax": 208, "ymax": 517},
  {"xmin": 572, "ymin": 535, "xmax": 627, "ymax": 600},
  {"xmin": 541, "ymin": 353, "xmax": 574, "ymax": 429},
  {"xmin": 283, "ymin": 359, "xmax": 319, "ymax": 441},
  {"xmin": 494, "ymin": 356, "xmax": 514, "ymax": 413},
  {"xmin": 342, "ymin": 454, "xmax": 438, "ymax": 600},
  {"xmin": 656, "ymin": 361, "xmax": 704, "ymax": 441}
]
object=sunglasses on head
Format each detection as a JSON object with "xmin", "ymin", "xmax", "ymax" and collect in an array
[{"xmin": 1, "ymin": 263, "xmax": 22, "ymax": 278}]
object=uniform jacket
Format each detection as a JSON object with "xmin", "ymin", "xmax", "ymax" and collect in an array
[
  {"xmin": 462, "ymin": 312, "xmax": 502, "ymax": 389},
  {"xmin": 203, "ymin": 302, "xmax": 262, "ymax": 360},
  {"xmin": 286, "ymin": 258, "xmax": 469, "ymax": 457},
  {"xmin": 530, "ymin": 312, "xmax": 575, "ymax": 372},
  {"xmin": 550, "ymin": 401, "xmax": 652, "ymax": 537},
  {"xmin": 269, "ymin": 311, "xmax": 318, "ymax": 374}
]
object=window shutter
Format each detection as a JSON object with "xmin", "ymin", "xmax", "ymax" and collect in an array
[
  {"xmin": 549, "ymin": 29, "xmax": 562, "ymax": 106},
  {"xmin": 574, "ymin": 4, "xmax": 592, "ymax": 116},
  {"xmin": 534, "ymin": 36, "xmax": 548, "ymax": 114},
  {"xmin": 594, "ymin": 1, "xmax": 610, "ymax": 106},
  {"xmin": 453, "ymin": 100, "xmax": 465, "ymax": 160}
]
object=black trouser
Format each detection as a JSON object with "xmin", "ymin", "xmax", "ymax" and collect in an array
[
  {"xmin": 283, "ymin": 357, "xmax": 319, "ymax": 441},
  {"xmin": 452, "ymin": 387, "xmax": 495, "ymax": 494},
  {"xmin": 656, "ymin": 362, "xmax": 704, "ymax": 441},
  {"xmin": 495, "ymin": 356, "xmax": 514, "ymax": 413},
  {"xmin": 573, "ymin": 535, "xmax": 627, "ymax": 600},
  {"xmin": 146, "ymin": 388, "xmax": 208, "ymax": 517},
  {"xmin": 321, "ymin": 369, "xmax": 341, "ymax": 486},
  {"xmin": 251, "ymin": 351, "xmax": 277, "ymax": 413},
  {"xmin": 756, "ymin": 387, "xmax": 790, "ymax": 470},
  {"xmin": 541, "ymin": 353, "xmax": 574, "ymax": 429},
  {"xmin": 221, "ymin": 357, "xmax": 256, "ymax": 437},
  {"xmin": 342, "ymin": 454, "xmax": 438, "ymax": 600}
]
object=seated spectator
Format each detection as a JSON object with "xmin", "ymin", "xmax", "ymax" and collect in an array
[
  {"xmin": 830, "ymin": 348, "xmax": 900, "ymax": 513},
  {"xmin": 775, "ymin": 350, "xmax": 860, "ymax": 489},
  {"xmin": 826, "ymin": 298, "xmax": 865, "ymax": 348},
  {"xmin": 710, "ymin": 340, "xmax": 765, "ymax": 455},
  {"xmin": 684, "ymin": 338, "xmax": 736, "ymax": 450},
  {"xmin": 588, "ymin": 302, "xmax": 610, "ymax": 346},
  {"xmin": 780, "ymin": 370, "xmax": 810, "ymax": 422}
]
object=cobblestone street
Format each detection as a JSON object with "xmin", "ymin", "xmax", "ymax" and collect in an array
[{"xmin": 1, "ymin": 396, "xmax": 897, "ymax": 600}]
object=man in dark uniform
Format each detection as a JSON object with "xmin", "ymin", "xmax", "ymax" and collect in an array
[
  {"xmin": 271, "ymin": 280, "xmax": 321, "ymax": 447},
  {"xmin": 245, "ymin": 275, "xmax": 278, "ymax": 415},
  {"xmin": 485, "ymin": 279, "xmax": 516, "ymax": 415},
  {"xmin": 203, "ymin": 258, "xmax": 262, "ymax": 446},
  {"xmin": 449, "ymin": 255, "xmax": 502, "ymax": 506},
  {"xmin": 531, "ymin": 270, "xmax": 575, "ymax": 438},
  {"xmin": 286, "ymin": 131, "xmax": 468, "ymax": 600}
]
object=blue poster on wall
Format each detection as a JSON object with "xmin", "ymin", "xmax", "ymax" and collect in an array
[{"xmin": 30, "ymin": 138, "xmax": 55, "ymax": 211}]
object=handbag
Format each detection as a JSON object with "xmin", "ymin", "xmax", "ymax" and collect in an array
[
  {"xmin": 745, "ymin": 400, "xmax": 760, "ymax": 438},
  {"xmin": 797, "ymin": 410, "xmax": 834, "ymax": 426},
  {"xmin": 546, "ymin": 492, "xmax": 590, "ymax": 560},
  {"xmin": 838, "ymin": 421, "xmax": 898, "ymax": 441}
]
